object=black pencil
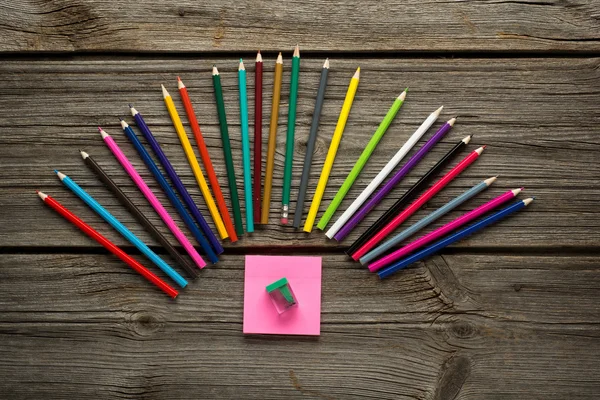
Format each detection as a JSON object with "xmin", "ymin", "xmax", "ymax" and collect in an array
[
  {"xmin": 346, "ymin": 135, "xmax": 472, "ymax": 256},
  {"xmin": 80, "ymin": 150, "xmax": 199, "ymax": 279}
]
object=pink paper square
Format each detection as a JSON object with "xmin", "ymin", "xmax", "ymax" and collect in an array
[{"xmin": 243, "ymin": 255, "xmax": 322, "ymax": 335}]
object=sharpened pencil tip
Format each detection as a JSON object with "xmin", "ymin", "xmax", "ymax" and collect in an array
[
  {"xmin": 463, "ymin": 135, "xmax": 472, "ymax": 144},
  {"xmin": 80, "ymin": 150, "xmax": 89, "ymax": 159},
  {"xmin": 512, "ymin": 187, "xmax": 523, "ymax": 196},
  {"xmin": 238, "ymin": 59, "xmax": 245, "ymax": 71},
  {"xmin": 256, "ymin": 51, "xmax": 262, "ymax": 63},
  {"xmin": 37, "ymin": 191, "xmax": 47, "ymax": 201},
  {"xmin": 293, "ymin": 45, "xmax": 299, "ymax": 57},
  {"xmin": 177, "ymin": 77, "xmax": 185, "ymax": 89},
  {"xmin": 161, "ymin": 84, "xmax": 169, "ymax": 98},
  {"xmin": 397, "ymin": 90, "xmax": 407, "ymax": 101},
  {"xmin": 353, "ymin": 67, "xmax": 360, "ymax": 79},
  {"xmin": 276, "ymin": 53, "xmax": 283, "ymax": 64},
  {"xmin": 484, "ymin": 176, "xmax": 497, "ymax": 186},
  {"xmin": 55, "ymin": 170, "xmax": 66, "ymax": 180},
  {"xmin": 523, "ymin": 197, "xmax": 534, "ymax": 206},
  {"xmin": 475, "ymin": 145, "xmax": 486, "ymax": 155},
  {"xmin": 434, "ymin": 106, "xmax": 444, "ymax": 116},
  {"xmin": 120, "ymin": 119, "xmax": 128, "ymax": 129},
  {"xmin": 129, "ymin": 106, "xmax": 138, "ymax": 116},
  {"xmin": 99, "ymin": 127, "xmax": 109, "ymax": 139},
  {"xmin": 212, "ymin": 65, "xmax": 219, "ymax": 75},
  {"xmin": 97, "ymin": 126, "xmax": 102, "ymax": 132},
  {"xmin": 448, "ymin": 117, "xmax": 457, "ymax": 126},
  {"xmin": 323, "ymin": 58, "xmax": 329, "ymax": 69}
]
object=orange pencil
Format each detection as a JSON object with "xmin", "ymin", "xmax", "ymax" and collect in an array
[{"xmin": 177, "ymin": 77, "xmax": 238, "ymax": 242}]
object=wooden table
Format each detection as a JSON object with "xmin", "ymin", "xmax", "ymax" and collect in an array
[{"xmin": 1, "ymin": 1, "xmax": 599, "ymax": 398}]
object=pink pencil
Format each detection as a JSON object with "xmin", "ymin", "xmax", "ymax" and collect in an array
[
  {"xmin": 368, "ymin": 188, "xmax": 522, "ymax": 272},
  {"xmin": 100, "ymin": 127, "xmax": 206, "ymax": 269}
]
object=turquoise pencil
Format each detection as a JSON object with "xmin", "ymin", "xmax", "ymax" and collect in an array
[
  {"xmin": 360, "ymin": 176, "xmax": 498, "ymax": 265},
  {"xmin": 54, "ymin": 170, "xmax": 188, "ymax": 288},
  {"xmin": 239, "ymin": 59, "xmax": 254, "ymax": 232}
]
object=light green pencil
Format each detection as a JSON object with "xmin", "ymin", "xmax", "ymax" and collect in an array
[{"xmin": 317, "ymin": 89, "xmax": 407, "ymax": 231}]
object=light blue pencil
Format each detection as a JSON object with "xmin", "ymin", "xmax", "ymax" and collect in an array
[
  {"xmin": 55, "ymin": 170, "xmax": 188, "ymax": 288},
  {"xmin": 239, "ymin": 59, "xmax": 254, "ymax": 232},
  {"xmin": 360, "ymin": 176, "xmax": 498, "ymax": 265}
]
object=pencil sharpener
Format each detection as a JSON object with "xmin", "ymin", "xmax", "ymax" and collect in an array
[{"xmin": 266, "ymin": 277, "xmax": 298, "ymax": 314}]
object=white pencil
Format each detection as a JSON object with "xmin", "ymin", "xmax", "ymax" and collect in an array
[{"xmin": 323, "ymin": 106, "xmax": 443, "ymax": 236}]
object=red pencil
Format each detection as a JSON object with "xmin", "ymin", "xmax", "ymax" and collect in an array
[
  {"xmin": 253, "ymin": 51, "xmax": 263, "ymax": 223},
  {"xmin": 177, "ymin": 77, "xmax": 238, "ymax": 242},
  {"xmin": 351, "ymin": 146, "xmax": 486, "ymax": 260},
  {"xmin": 37, "ymin": 191, "xmax": 179, "ymax": 298}
]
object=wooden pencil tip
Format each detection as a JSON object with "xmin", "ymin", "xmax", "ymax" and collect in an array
[
  {"xmin": 120, "ymin": 119, "xmax": 128, "ymax": 129},
  {"xmin": 80, "ymin": 150, "xmax": 89, "ymax": 159},
  {"xmin": 161, "ymin": 84, "xmax": 170, "ymax": 98},
  {"xmin": 37, "ymin": 191, "xmax": 48, "ymax": 201},
  {"xmin": 523, "ymin": 197, "xmax": 534, "ymax": 206},
  {"xmin": 177, "ymin": 78, "xmax": 185, "ymax": 89},
  {"xmin": 484, "ymin": 176, "xmax": 497, "ymax": 186},
  {"xmin": 323, "ymin": 58, "xmax": 329, "ymax": 69},
  {"xmin": 448, "ymin": 117, "xmax": 457, "ymax": 126},
  {"xmin": 397, "ymin": 90, "xmax": 407, "ymax": 101},
  {"xmin": 55, "ymin": 170, "xmax": 66, "ymax": 180},
  {"xmin": 276, "ymin": 52, "xmax": 283, "ymax": 64},
  {"xmin": 256, "ymin": 51, "xmax": 262, "ymax": 62},
  {"xmin": 512, "ymin": 187, "xmax": 523, "ymax": 196},
  {"xmin": 353, "ymin": 67, "xmax": 360, "ymax": 79},
  {"xmin": 293, "ymin": 45, "xmax": 300, "ymax": 57},
  {"xmin": 129, "ymin": 105, "xmax": 138, "ymax": 116},
  {"xmin": 212, "ymin": 65, "xmax": 219, "ymax": 75},
  {"xmin": 475, "ymin": 145, "xmax": 486, "ymax": 155},
  {"xmin": 99, "ymin": 128, "xmax": 109, "ymax": 139},
  {"xmin": 434, "ymin": 106, "xmax": 444, "ymax": 116},
  {"xmin": 238, "ymin": 59, "xmax": 245, "ymax": 71},
  {"xmin": 463, "ymin": 135, "xmax": 472, "ymax": 144}
]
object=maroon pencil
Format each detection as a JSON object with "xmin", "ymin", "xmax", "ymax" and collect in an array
[{"xmin": 253, "ymin": 51, "xmax": 263, "ymax": 224}]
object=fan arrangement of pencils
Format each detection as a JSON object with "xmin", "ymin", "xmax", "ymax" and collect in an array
[{"xmin": 37, "ymin": 46, "xmax": 534, "ymax": 298}]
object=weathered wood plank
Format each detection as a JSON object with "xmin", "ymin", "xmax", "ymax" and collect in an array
[
  {"xmin": 0, "ymin": 253, "xmax": 598, "ymax": 399},
  {"xmin": 0, "ymin": 0, "xmax": 599, "ymax": 53},
  {"xmin": 0, "ymin": 57, "xmax": 598, "ymax": 248}
]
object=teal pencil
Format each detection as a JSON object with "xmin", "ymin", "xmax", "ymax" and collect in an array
[
  {"xmin": 54, "ymin": 170, "xmax": 188, "ymax": 288},
  {"xmin": 281, "ymin": 45, "xmax": 300, "ymax": 225},
  {"xmin": 238, "ymin": 59, "xmax": 254, "ymax": 232}
]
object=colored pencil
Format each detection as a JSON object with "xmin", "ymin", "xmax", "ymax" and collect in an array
[
  {"xmin": 212, "ymin": 66, "xmax": 244, "ymax": 236},
  {"xmin": 292, "ymin": 58, "xmax": 329, "ymax": 228},
  {"xmin": 161, "ymin": 84, "xmax": 228, "ymax": 240},
  {"xmin": 253, "ymin": 51, "xmax": 263, "ymax": 224},
  {"xmin": 319, "ymin": 90, "xmax": 407, "ymax": 231},
  {"xmin": 351, "ymin": 146, "xmax": 486, "ymax": 260},
  {"xmin": 119, "ymin": 120, "xmax": 219, "ymax": 264},
  {"xmin": 322, "ymin": 106, "xmax": 442, "ymax": 234},
  {"xmin": 304, "ymin": 67, "xmax": 360, "ymax": 232},
  {"xmin": 368, "ymin": 187, "xmax": 521, "ymax": 271},
  {"xmin": 377, "ymin": 198, "xmax": 533, "ymax": 279},
  {"xmin": 347, "ymin": 135, "xmax": 471, "ymax": 255},
  {"xmin": 130, "ymin": 105, "xmax": 224, "ymax": 255},
  {"xmin": 80, "ymin": 150, "xmax": 199, "ymax": 278},
  {"xmin": 177, "ymin": 77, "xmax": 238, "ymax": 242},
  {"xmin": 37, "ymin": 191, "xmax": 179, "ymax": 298},
  {"xmin": 261, "ymin": 53, "xmax": 283, "ymax": 224},
  {"xmin": 362, "ymin": 176, "xmax": 498, "ymax": 266},
  {"xmin": 55, "ymin": 170, "xmax": 188, "ymax": 288},
  {"xmin": 331, "ymin": 117, "xmax": 454, "ymax": 241},
  {"xmin": 99, "ymin": 127, "xmax": 207, "ymax": 271},
  {"xmin": 281, "ymin": 45, "xmax": 301, "ymax": 225},
  {"xmin": 238, "ymin": 59, "xmax": 254, "ymax": 232}
]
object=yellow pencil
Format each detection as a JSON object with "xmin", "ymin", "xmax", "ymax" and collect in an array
[
  {"xmin": 304, "ymin": 67, "xmax": 360, "ymax": 232},
  {"xmin": 161, "ymin": 84, "xmax": 228, "ymax": 239}
]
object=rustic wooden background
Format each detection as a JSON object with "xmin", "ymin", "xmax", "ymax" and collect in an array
[{"xmin": 1, "ymin": 1, "xmax": 599, "ymax": 399}]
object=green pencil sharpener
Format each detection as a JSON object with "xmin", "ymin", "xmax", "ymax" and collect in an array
[{"xmin": 266, "ymin": 277, "xmax": 298, "ymax": 314}]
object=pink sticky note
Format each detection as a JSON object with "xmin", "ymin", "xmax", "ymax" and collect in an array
[{"xmin": 243, "ymin": 255, "xmax": 322, "ymax": 335}]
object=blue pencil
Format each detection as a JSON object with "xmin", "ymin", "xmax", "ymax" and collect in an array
[
  {"xmin": 378, "ymin": 198, "xmax": 534, "ymax": 279},
  {"xmin": 120, "ymin": 120, "xmax": 218, "ymax": 264},
  {"xmin": 360, "ymin": 176, "xmax": 497, "ymax": 265},
  {"xmin": 54, "ymin": 170, "xmax": 188, "ymax": 288},
  {"xmin": 129, "ymin": 105, "xmax": 224, "ymax": 255},
  {"xmin": 238, "ymin": 59, "xmax": 254, "ymax": 232}
]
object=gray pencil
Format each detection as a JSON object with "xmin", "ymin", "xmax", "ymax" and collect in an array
[{"xmin": 293, "ymin": 59, "xmax": 330, "ymax": 228}]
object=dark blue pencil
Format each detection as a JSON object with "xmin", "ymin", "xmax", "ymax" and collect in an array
[
  {"xmin": 378, "ymin": 198, "xmax": 534, "ymax": 279},
  {"xmin": 120, "ymin": 119, "xmax": 219, "ymax": 264},
  {"xmin": 129, "ymin": 105, "xmax": 224, "ymax": 255}
]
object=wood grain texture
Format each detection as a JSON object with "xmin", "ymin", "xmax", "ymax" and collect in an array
[
  {"xmin": 0, "ymin": 0, "xmax": 599, "ymax": 53},
  {"xmin": 0, "ymin": 253, "xmax": 598, "ymax": 399},
  {"xmin": 0, "ymin": 57, "xmax": 598, "ymax": 248}
]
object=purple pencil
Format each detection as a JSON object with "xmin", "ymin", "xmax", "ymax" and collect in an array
[{"xmin": 332, "ymin": 118, "xmax": 456, "ymax": 241}]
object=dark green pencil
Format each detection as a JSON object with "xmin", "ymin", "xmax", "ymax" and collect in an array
[{"xmin": 212, "ymin": 65, "xmax": 244, "ymax": 237}]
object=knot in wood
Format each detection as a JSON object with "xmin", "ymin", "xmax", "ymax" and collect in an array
[{"xmin": 129, "ymin": 311, "xmax": 164, "ymax": 336}]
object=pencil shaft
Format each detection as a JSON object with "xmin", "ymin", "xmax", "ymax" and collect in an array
[
  {"xmin": 323, "ymin": 108, "xmax": 440, "ymax": 234},
  {"xmin": 347, "ymin": 138, "xmax": 468, "ymax": 255},
  {"xmin": 58, "ymin": 172, "xmax": 188, "ymax": 288},
  {"xmin": 253, "ymin": 57, "xmax": 263, "ymax": 224},
  {"xmin": 352, "ymin": 148, "xmax": 484, "ymax": 260},
  {"xmin": 132, "ymin": 110, "xmax": 224, "ymax": 255},
  {"xmin": 122, "ymin": 124, "xmax": 218, "ymax": 264},
  {"xmin": 163, "ymin": 91, "xmax": 228, "ymax": 240},
  {"xmin": 41, "ymin": 194, "xmax": 178, "ymax": 298},
  {"xmin": 178, "ymin": 82, "xmax": 238, "ymax": 242},
  {"xmin": 261, "ymin": 59, "xmax": 283, "ymax": 224},
  {"xmin": 281, "ymin": 54, "xmax": 301, "ymax": 223},
  {"xmin": 212, "ymin": 73, "xmax": 243, "ymax": 236},
  {"xmin": 293, "ymin": 65, "xmax": 329, "ymax": 228},
  {"xmin": 332, "ymin": 120, "xmax": 452, "ymax": 241},
  {"xmin": 378, "ymin": 200, "xmax": 529, "ymax": 279},
  {"xmin": 319, "ymin": 95, "xmax": 405, "ymax": 232},
  {"xmin": 368, "ymin": 188, "xmax": 516, "ymax": 270},
  {"xmin": 238, "ymin": 65, "xmax": 254, "ymax": 232},
  {"xmin": 304, "ymin": 71, "xmax": 360, "ymax": 232},
  {"xmin": 82, "ymin": 153, "xmax": 199, "ymax": 278}
]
